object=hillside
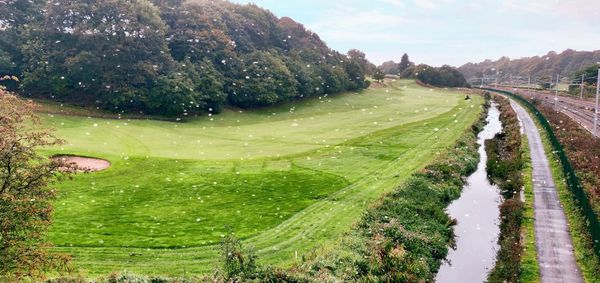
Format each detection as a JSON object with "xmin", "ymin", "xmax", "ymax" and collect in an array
[
  {"xmin": 458, "ymin": 49, "xmax": 600, "ymax": 80},
  {"xmin": 0, "ymin": 0, "xmax": 371, "ymax": 116}
]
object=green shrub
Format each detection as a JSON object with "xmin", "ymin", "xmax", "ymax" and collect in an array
[{"xmin": 218, "ymin": 233, "xmax": 259, "ymax": 281}]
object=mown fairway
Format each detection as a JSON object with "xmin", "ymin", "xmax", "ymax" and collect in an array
[{"xmin": 42, "ymin": 80, "xmax": 483, "ymax": 276}]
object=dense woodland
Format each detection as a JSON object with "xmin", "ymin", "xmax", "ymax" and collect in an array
[
  {"xmin": 459, "ymin": 49, "xmax": 600, "ymax": 81},
  {"xmin": 0, "ymin": 0, "xmax": 372, "ymax": 116}
]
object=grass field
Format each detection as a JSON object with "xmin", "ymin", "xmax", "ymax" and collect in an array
[{"xmin": 41, "ymin": 80, "xmax": 484, "ymax": 276}]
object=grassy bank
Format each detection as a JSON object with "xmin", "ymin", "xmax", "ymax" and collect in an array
[
  {"xmin": 519, "ymin": 134, "xmax": 541, "ymax": 282},
  {"xmin": 486, "ymin": 95, "xmax": 524, "ymax": 282}
]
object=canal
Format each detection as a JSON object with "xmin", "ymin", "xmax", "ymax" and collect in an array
[{"xmin": 435, "ymin": 103, "xmax": 503, "ymax": 283}]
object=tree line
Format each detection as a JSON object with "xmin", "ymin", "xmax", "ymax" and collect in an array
[
  {"xmin": 0, "ymin": 0, "xmax": 372, "ymax": 116},
  {"xmin": 377, "ymin": 53, "xmax": 467, "ymax": 87}
]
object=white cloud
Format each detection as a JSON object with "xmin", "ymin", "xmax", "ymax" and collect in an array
[
  {"xmin": 500, "ymin": 0, "xmax": 551, "ymax": 14},
  {"xmin": 309, "ymin": 8, "xmax": 409, "ymax": 40},
  {"xmin": 414, "ymin": 0, "xmax": 438, "ymax": 10},
  {"xmin": 231, "ymin": 0, "xmax": 600, "ymax": 66},
  {"xmin": 378, "ymin": 0, "xmax": 449, "ymax": 10},
  {"xmin": 378, "ymin": 0, "xmax": 405, "ymax": 7}
]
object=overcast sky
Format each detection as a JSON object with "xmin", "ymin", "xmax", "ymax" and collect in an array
[{"xmin": 229, "ymin": 0, "xmax": 600, "ymax": 67}]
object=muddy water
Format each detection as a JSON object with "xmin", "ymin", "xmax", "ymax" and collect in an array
[{"xmin": 435, "ymin": 104, "xmax": 503, "ymax": 283}]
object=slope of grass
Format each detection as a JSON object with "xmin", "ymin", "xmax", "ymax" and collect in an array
[
  {"xmin": 291, "ymin": 99, "xmax": 488, "ymax": 282},
  {"xmin": 519, "ymin": 134, "xmax": 541, "ymax": 282},
  {"xmin": 42, "ymin": 80, "xmax": 458, "ymax": 161},
  {"xmin": 42, "ymin": 80, "xmax": 484, "ymax": 276}
]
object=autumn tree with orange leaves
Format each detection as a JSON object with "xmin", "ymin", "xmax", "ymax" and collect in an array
[{"xmin": 0, "ymin": 89, "xmax": 72, "ymax": 280}]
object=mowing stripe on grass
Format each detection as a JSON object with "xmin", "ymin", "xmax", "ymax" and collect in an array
[{"xmin": 45, "ymin": 81, "xmax": 482, "ymax": 276}]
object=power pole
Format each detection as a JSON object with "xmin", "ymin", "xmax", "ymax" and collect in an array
[
  {"xmin": 580, "ymin": 74, "xmax": 585, "ymax": 100},
  {"xmin": 528, "ymin": 76, "xmax": 531, "ymax": 91},
  {"xmin": 555, "ymin": 74, "xmax": 559, "ymax": 109},
  {"xmin": 594, "ymin": 68, "xmax": 599, "ymax": 136}
]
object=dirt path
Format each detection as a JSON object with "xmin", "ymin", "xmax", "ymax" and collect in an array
[{"xmin": 510, "ymin": 99, "xmax": 584, "ymax": 283}]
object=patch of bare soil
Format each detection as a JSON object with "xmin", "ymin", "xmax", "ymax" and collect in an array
[{"xmin": 369, "ymin": 81, "xmax": 386, "ymax": 89}]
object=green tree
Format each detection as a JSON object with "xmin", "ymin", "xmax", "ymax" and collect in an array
[
  {"xmin": 347, "ymin": 49, "xmax": 376, "ymax": 75},
  {"xmin": 373, "ymin": 70, "xmax": 385, "ymax": 82},
  {"xmin": 24, "ymin": 0, "xmax": 176, "ymax": 113},
  {"xmin": 398, "ymin": 53, "xmax": 412, "ymax": 73},
  {"xmin": 146, "ymin": 72, "xmax": 197, "ymax": 116},
  {"xmin": 147, "ymin": 59, "xmax": 226, "ymax": 116},
  {"xmin": 0, "ymin": 0, "xmax": 46, "ymax": 89},
  {"xmin": 344, "ymin": 59, "xmax": 368, "ymax": 91},
  {"xmin": 284, "ymin": 56, "xmax": 318, "ymax": 98},
  {"xmin": 6, "ymin": 0, "xmax": 370, "ymax": 116},
  {"xmin": 184, "ymin": 59, "xmax": 226, "ymax": 113},
  {"xmin": 321, "ymin": 65, "xmax": 349, "ymax": 94},
  {"xmin": 228, "ymin": 51, "xmax": 298, "ymax": 108},
  {"xmin": 160, "ymin": 2, "xmax": 233, "ymax": 63},
  {"xmin": 409, "ymin": 64, "xmax": 466, "ymax": 87}
]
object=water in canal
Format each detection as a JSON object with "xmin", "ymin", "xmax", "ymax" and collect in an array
[{"xmin": 435, "ymin": 103, "xmax": 503, "ymax": 283}]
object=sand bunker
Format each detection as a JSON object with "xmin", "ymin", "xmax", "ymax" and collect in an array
[{"xmin": 53, "ymin": 156, "xmax": 111, "ymax": 172}]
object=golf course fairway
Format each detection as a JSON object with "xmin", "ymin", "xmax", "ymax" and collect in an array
[{"xmin": 41, "ymin": 80, "xmax": 483, "ymax": 276}]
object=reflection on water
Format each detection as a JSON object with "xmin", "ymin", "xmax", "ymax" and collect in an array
[{"xmin": 435, "ymin": 103, "xmax": 503, "ymax": 283}]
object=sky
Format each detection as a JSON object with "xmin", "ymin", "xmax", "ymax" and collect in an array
[{"xmin": 229, "ymin": 0, "xmax": 600, "ymax": 67}]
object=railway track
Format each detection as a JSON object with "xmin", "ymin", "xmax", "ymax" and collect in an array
[{"xmin": 494, "ymin": 87, "xmax": 599, "ymax": 138}]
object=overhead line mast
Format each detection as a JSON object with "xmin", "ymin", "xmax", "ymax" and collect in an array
[
  {"xmin": 594, "ymin": 68, "xmax": 599, "ymax": 135},
  {"xmin": 581, "ymin": 74, "xmax": 585, "ymax": 100},
  {"xmin": 555, "ymin": 74, "xmax": 559, "ymax": 109}
]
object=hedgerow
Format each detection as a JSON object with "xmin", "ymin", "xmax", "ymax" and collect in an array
[{"xmin": 486, "ymin": 95, "xmax": 524, "ymax": 282}]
